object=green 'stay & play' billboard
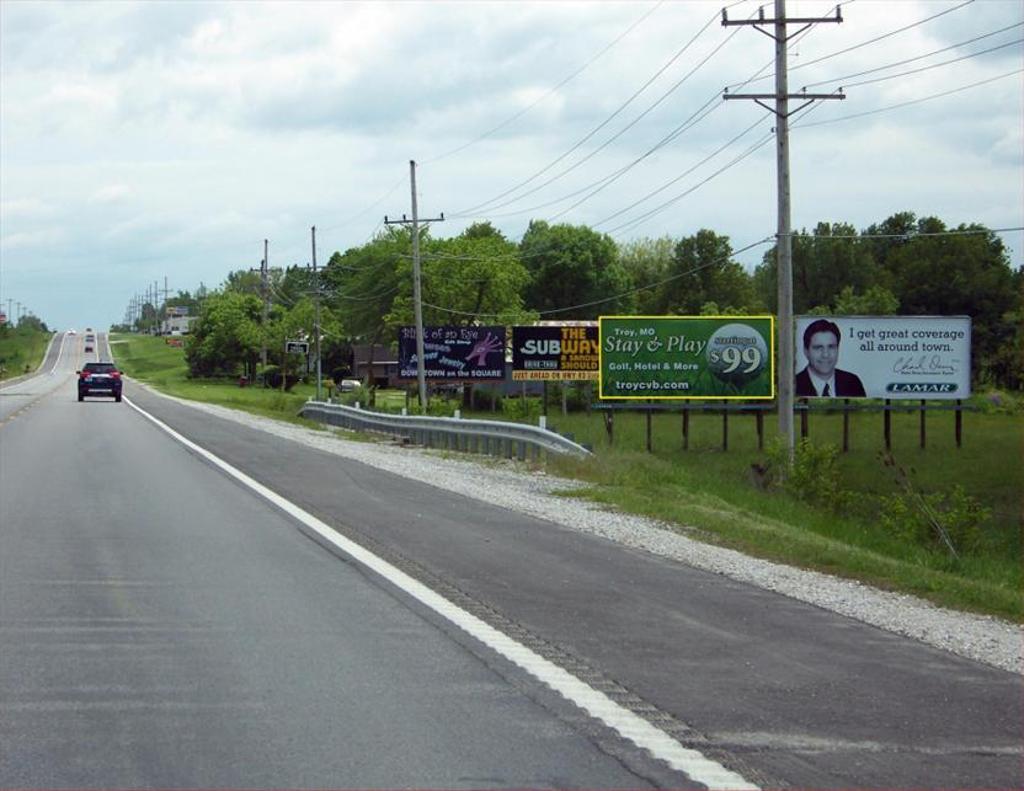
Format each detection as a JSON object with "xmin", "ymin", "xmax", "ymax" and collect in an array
[{"xmin": 599, "ymin": 316, "xmax": 775, "ymax": 400}]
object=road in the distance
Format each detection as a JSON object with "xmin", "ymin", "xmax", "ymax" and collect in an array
[
  {"xmin": 0, "ymin": 354, "xmax": 693, "ymax": 788},
  {"xmin": 0, "ymin": 332, "xmax": 70, "ymax": 423}
]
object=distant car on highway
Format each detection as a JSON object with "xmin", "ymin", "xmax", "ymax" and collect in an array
[
  {"xmin": 84, "ymin": 344, "xmax": 94, "ymax": 353},
  {"xmin": 68, "ymin": 328, "xmax": 77, "ymax": 335},
  {"xmin": 78, "ymin": 362, "xmax": 122, "ymax": 402}
]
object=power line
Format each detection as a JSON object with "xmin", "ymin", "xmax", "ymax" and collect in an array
[
  {"xmin": 791, "ymin": 0, "xmax": 976, "ymax": 74},
  {"xmin": 589, "ymin": 112, "xmax": 771, "ymax": 231},
  {"xmin": 459, "ymin": 11, "xmax": 825, "ymax": 225},
  {"xmin": 781, "ymin": 225, "xmax": 1024, "ymax": 240},
  {"xmin": 726, "ymin": 0, "xmax": 977, "ymax": 90},
  {"xmin": 421, "ymin": 1, "xmax": 665, "ymax": 166},
  {"xmin": 836, "ymin": 38, "xmax": 1023, "ymax": 90},
  {"xmin": 793, "ymin": 68, "xmax": 1023, "ymax": 128},
  {"xmin": 800, "ymin": 21, "xmax": 1024, "ymax": 90},
  {"xmin": 603, "ymin": 131, "xmax": 776, "ymax": 237},
  {"xmin": 422, "ymin": 236, "xmax": 775, "ymax": 319},
  {"xmin": 455, "ymin": 3, "xmax": 739, "ymax": 217},
  {"xmin": 453, "ymin": 16, "xmax": 750, "ymax": 219}
]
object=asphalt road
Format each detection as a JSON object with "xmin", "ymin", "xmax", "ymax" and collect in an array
[{"xmin": 1, "ymin": 331, "xmax": 1021, "ymax": 789}]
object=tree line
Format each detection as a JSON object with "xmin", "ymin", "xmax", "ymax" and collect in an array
[{"xmin": 116, "ymin": 211, "xmax": 1021, "ymax": 390}]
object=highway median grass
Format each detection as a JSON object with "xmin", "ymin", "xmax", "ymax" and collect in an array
[{"xmin": 110, "ymin": 333, "xmax": 1022, "ymax": 621}]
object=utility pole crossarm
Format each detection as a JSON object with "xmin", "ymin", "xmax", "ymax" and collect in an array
[
  {"xmin": 384, "ymin": 160, "xmax": 445, "ymax": 411},
  {"xmin": 724, "ymin": 91, "xmax": 844, "ymax": 119},
  {"xmin": 722, "ymin": 6, "xmax": 842, "ymax": 34},
  {"xmin": 721, "ymin": 0, "xmax": 844, "ymax": 456}
]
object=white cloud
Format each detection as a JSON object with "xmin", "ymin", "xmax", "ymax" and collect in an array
[
  {"xmin": 0, "ymin": 0, "xmax": 1020, "ymax": 331},
  {"xmin": 91, "ymin": 184, "xmax": 132, "ymax": 204}
]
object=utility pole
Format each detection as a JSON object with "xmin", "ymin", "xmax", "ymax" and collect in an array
[
  {"xmin": 385, "ymin": 160, "xmax": 444, "ymax": 411},
  {"xmin": 251, "ymin": 241, "xmax": 271, "ymax": 370},
  {"xmin": 723, "ymin": 0, "xmax": 843, "ymax": 454},
  {"xmin": 311, "ymin": 225, "xmax": 322, "ymax": 401},
  {"xmin": 261, "ymin": 241, "xmax": 269, "ymax": 368}
]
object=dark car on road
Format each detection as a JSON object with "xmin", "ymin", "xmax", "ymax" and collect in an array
[{"xmin": 78, "ymin": 362, "xmax": 122, "ymax": 402}]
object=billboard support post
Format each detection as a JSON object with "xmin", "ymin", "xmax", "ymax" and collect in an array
[
  {"xmin": 884, "ymin": 399, "xmax": 892, "ymax": 450},
  {"xmin": 920, "ymin": 400, "xmax": 927, "ymax": 449},
  {"xmin": 842, "ymin": 400, "xmax": 850, "ymax": 453},
  {"xmin": 956, "ymin": 400, "xmax": 963, "ymax": 448}
]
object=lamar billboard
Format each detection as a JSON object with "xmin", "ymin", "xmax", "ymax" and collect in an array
[
  {"xmin": 512, "ymin": 325, "xmax": 599, "ymax": 381},
  {"xmin": 599, "ymin": 316, "xmax": 775, "ymax": 400},
  {"xmin": 398, "ymin": 325, "xmax": 506, "ymax": 381},
  {"xmin": 794, "ymin": 315, "xmax": 971, "ymax": 399}
]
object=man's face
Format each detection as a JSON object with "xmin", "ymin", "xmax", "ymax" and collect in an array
[{"xmin": 805, "ymin": 331, "xmax": 839, "ymax": 378}]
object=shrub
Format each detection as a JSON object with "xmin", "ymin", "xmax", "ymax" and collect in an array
[
  {"xmin": 502, "ymin": 396, "xmax": 541, "ymax": 422},
  {"xmin": 762, "ymin": 438, "xmax": 851, "ymax": 512},
  {"xmin": 879, "ymin": 452, "xmax": 991, "ymax": 557}
]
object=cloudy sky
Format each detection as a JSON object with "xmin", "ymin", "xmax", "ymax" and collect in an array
[{"xmin": 1, "ymin": 0, "xmax": 1021, "ymax": 331}]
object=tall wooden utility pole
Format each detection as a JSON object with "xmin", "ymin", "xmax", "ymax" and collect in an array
[
  {"xmin": 723, "ymin": 0, "xmax": 843, "ymax": 454},
  {"xmin": 255, "ymin": 240, "xmax": 270, "ymax": 369},
  {"xmin": 385, "ymin": 160, "xmax": 444, "ymax": 411},
  {"xmin": 311, "ymin": 225, "xmax": 322, "ymax": 402}
]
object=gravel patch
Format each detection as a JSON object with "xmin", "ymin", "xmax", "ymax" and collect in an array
[{"xmin": 143, "ymin": 390, "xmax": 1023, "ymax": 676}]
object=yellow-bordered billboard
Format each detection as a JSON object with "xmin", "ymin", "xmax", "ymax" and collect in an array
[{"xmin": 598, "ymin": 315, "xmax": 775, "ymax": 400}]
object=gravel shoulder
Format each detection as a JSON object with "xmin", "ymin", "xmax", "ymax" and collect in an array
[{"xmin": 133, "ymin": 386, "xmax": 1023, "ymax": 676}]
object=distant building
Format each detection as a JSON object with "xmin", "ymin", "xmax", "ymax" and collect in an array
[{"xmin": 160, "ymin": 316, "xmax": 198, "ymax": 335}]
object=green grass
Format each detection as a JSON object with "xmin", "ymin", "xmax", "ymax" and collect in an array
[
  {"xmin": 110, "ymin": 334, "xmax": 324, "ymax": 428},
  {"xmin": 528, "ymin": 404, "xmax": 1023, "ymax": 621},
  {"xmin": 0, "ymin": 328, "xmax": 51, "ymax": 381},
  {"xmin": 108, "ymin": 332, "xmax": 1023, "ymax": 621}
]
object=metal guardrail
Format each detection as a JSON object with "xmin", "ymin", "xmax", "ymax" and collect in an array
[{"xmin": 301, "ymin": 400, "xmax": 592, "ymax": 460}]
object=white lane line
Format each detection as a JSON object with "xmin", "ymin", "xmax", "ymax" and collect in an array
[
  {"xmin": 50, "ymin": 332, "xmax": 69, "ymax": 375},
  {"xmin": 123, "ymin": 395, "xmax": 757, "ymax": 791}
]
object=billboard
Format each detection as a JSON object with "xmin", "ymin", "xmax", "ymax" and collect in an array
[
  {"xmin": 599, "ymin": 316, "xmax": 775, "ymax": 400},
  {"xmin": 512, "ymin": 325, "xmax": 599, "ymax": 381},
  {"xmin": 398, "ymin": 325, "xmax": 506, "ymax": 381},
  {"xmin": 795, "ymin": 315, "xmax": 971, "ymax": 399}
]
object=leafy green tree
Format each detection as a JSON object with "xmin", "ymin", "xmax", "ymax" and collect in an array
[
  {"xmin": 755, "ymin": 222, "xmax": 886, "ymax": 313},
  {"xmin": 646, "ymin": 229, "xmax": 758, "ymax": 315},
  {"xmin": 617, "ymin": 236, "xmax": 674, "ymax": 314},
  {"xmin": 185, "ymin": 290, "xmax": 263, "ymax": 378},
  {"xmin": 807, "ymin": 284, "xmax": 900, "ymax": 315},
  {"xmin": 400, "ymin": 224, "xmax": 534, "ymax": 326},
  {"xmin": 323, "ymin": 226, "xmax": 409, "ymax": 375},
  {"xmin": 877, "ymin": 216, "xmax": 1018, "ymax": 383},
  {"xmin": 519, "ymin": 220, "xmax": 633, "ymax": 319}
]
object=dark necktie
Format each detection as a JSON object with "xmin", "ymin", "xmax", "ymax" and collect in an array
[{"xmin": 823, "ymin": 383, "xmax": 831, "ymax": 396}]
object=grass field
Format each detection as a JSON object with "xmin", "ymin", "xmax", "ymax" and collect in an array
[
  {"xmin": 110, "ymin": 334, "xmax": 323, "ymax": 427},
  {"xmin": 0, "ymin": 328, "xmax": 51, "ymax": 381},
  {"xmin": 110, "ymin": 333, "xmax": 1023, "ymax": 621}
]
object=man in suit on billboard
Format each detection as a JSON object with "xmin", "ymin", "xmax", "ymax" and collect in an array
[{"xmin": 795, "ymin": 318, "xmax": 866, "ymax": 398}]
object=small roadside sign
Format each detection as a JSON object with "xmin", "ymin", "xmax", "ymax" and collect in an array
[{"xmin": 285, "ymin": 341, "xmax": 309, "ymax": 355}]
